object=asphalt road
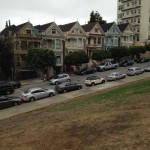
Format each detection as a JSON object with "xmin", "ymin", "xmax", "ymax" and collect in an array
[{"xmin": 0, "ymin": 62, "xmax": 150, "ymax": 120}]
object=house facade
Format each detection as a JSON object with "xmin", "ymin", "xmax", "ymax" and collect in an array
[
  {"xmin": 101, "ymin": 22, "xmax": 121, "ymax": 50},
  {"xmin": 82, "ymin": 22, "xmax": 105, "ymax": 57},
  {"xmin": 118, "ymin": 23, "xmax": 134, "ymax": 47},
  {"xmin": 59, "ymin": 21, "xmax": 87, "ymax": 55},
  {"xmin": 34, "ymin": 22, "xmax": 65, "ymax": 72},
  {"xmin": 0, "ymin": 22, "xmax": 42, "ymax": 79}
]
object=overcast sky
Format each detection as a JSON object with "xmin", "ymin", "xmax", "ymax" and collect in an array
[{"xmin": 0, "ymin": 0, "xmax": 117, "ymax": 31}]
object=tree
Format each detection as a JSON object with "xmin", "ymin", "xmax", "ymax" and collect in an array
[
  {"xmin": 64, "ymin": 51, "xmax": 89, "ymax": 66},
  {"xmin": 109, "ymin": 46, "xmax": 130, "ymax": 62},
  {"xmin": 145, "ymin": 44, "xmax": 150, "ymax": 52},
  {"xmin": 27, "ymin": 48, "xmax": 56, "ymax": 74},
  {"xmin": 92, "ymin": 50, "xmax": 111, "ymax": 61},
  {"xmin": 88, "ymin": 11, "xmax": 106, "ymax": 25}
]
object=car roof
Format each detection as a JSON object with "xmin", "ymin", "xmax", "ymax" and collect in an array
[{"xmin": 27, "ymin": 87, "xmax": 42, "ymax": 92}]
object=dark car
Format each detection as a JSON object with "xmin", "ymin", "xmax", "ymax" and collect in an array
[
  {"xmin": 76, "ymin": 67, "xmax": 96, "ymax": 75},
  {"xmin": 55, "ymin": 82, "xmax": 82, "ymax": 93},
  {"xmin": 0, "ymin": 83, "xmax": 14, "ymax": 96},
  {"xmin": 6, "ymin": 81, "xmax": 21, "ymax": 89},
  {"xmin": 0, "ymin": 96, "xmax": 22, "ymax": 109},
  {"xmin": 120, "ymin": 60, "xmax": 134, "ymax": 67},
  {"xmin": 136, "ymin": 57, "xmax": 150, "ymax": 63}
]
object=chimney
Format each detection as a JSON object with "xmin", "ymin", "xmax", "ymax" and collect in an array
[
  {"xmin": 9, "ymin": 20, "xmax": 11, "ymax": 26},
  {"xmin": 5, "ymin": 21, "xmax": 8, "ymax": 28}
]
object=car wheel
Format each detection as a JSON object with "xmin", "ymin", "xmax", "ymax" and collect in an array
[
  {"xmin": 6, "ymin": 90, "xmax": 11, "ymax": 95},
  {"xmin": 29, "ymin": 97, "xmax": 35, "ymax": 102},
  {"xmin": 13, "ymin": 102, "xmax": 18, "ymax": 106},
  {"xmin": 102, "ymin": 68, "xmax": 105, "ymax": 72},
  {"xmin": 55, "ymin": 81, "xmax": 58, "ymax": 85},
  {"xmin": 102, "ymin": 80, "xmax": 105, "ymax": 84},
  {"xmin": 78, "ymin": 86, "xmax": 81, "ymax": 90},
  {"xmin": 64, "ymin": 89, "xmax": 67, "ymax": 93},
  {"xmin": 49, "ymin": 92, "xmax": 54, "ymax": 97},
  {"xmin": 91, "ymin": 83, "xmax": 95, "ymax": 86}
]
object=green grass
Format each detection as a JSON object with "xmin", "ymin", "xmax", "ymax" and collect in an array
[{"xmin": 53, "ymin": 79, "xmax": 150, "ymax": 112}]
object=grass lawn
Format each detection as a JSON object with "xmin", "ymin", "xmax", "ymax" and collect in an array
[{"xmin": 0, "ymin": 78, "xmax": 150, "ymax": 150}]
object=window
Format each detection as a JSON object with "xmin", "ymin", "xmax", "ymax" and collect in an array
[
  {"xmin": 95, "ymin": 28, "xmax": 98, "ymax": 32},
  {"xmin": 56, "ymin": 56, "xmax": 61, "ymax": 63},
  {"xmin": 26, "ymin": 30, "xmax": 31, "ymax": 35},
  {"xmin": 78, "ymin": 38, "xmax": 82, "ymax": 47},
  {"xmin": 56, "ymin": 39, "xmax": 61, "ymax": 49},
  {"xmin": 98, "ymin": 37, "xmax": 101, "ymax": 44},
  {"xmin": 113, "ymin": 28, "xmax": 116, "ymax": 32},
  {"xmin": 52, "ymin": 29, "xmax": 56, "ymax": 34}
]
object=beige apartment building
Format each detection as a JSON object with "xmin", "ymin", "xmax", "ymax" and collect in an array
[{"xmin": 117, "ymin": 0, "xmax": 150, "ymax": 45}]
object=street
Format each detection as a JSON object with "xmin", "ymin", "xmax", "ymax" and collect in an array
[{"xmin": 0, "ymin": 62, "xmax": 150, "ymax": 120}]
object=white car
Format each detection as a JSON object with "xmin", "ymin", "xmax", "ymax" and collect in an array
[
  {"xmin": 49, "ymin": 74, "xmax": 70, "ymax": 85},
  {"xmin": 20, "ymin": 87, "xmax": 55, "ymax": 102},
  {"xmin": 127, "ymin": 67, "xmax": 144, "ymax": 76},
  {"xmin": 85, "ymin": 76, "xmax": 105, "ymax": 86},
  {"xmin": 106, "ymin": 72, "xmax": 126, "ymax": 81}
]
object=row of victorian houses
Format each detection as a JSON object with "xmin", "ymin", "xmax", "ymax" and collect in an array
[{"xmin": 0, "ymin": 20, "xmax": 134, "ymax": 79}]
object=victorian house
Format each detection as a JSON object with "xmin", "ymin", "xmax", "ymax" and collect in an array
[
  {"xmin": 117, "ymin": 23, "xmax": 134, "ymax": 47},
  {"xmin": 59, "ymin": 21, "xmax": 87, "ymax": 56},
  {"xmin": 34, "ymin": 22, "xmax": 65, "ymax": 72},
  {"xmin": 101, "ymin": 22, "xmax": 121, "ymax": 50},
  {"xmin": 82, "ymin": 22, "xmax": 104, "ymax": 57},
  {"xmin": 0, "ymin": 21, "xmax": 42, "ymax": 79}
]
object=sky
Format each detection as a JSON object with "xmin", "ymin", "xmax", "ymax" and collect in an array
[{"xmin": 0, "ymin": 0, "xmax": 117, "ymax": 31}]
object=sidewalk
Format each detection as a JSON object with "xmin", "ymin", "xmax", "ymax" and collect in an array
[{"xmin": 21, "ymin": 78, "xmax": 44, "ymax": 86}]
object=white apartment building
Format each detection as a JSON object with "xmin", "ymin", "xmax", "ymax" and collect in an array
[{"xmin": 117, "ymin": 0, "xmax": 150, "ymax": 45}]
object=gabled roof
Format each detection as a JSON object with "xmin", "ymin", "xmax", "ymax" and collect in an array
[
  {"xmin": 0, "ymin": 22, "xmax": 29, "ymax": 36},
  {"xmin": 82, "ymin": 22, "xmax": 97, "ymax": 32},
  {"xmin": 101, "ymin": 22, "xmax": 114, "ymax": 32},
  {"xmin": 117, "ymin": 23, "xmax": 129, "ymax": 32},
  {"xmin": 34, "ymin": 22, "xmax": 53, "ymax": 33},
  {"xmin": 59, "ymin": 22, "xmax": 76, "ymax": 32}
]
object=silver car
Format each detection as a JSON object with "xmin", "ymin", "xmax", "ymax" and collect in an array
[
  {"xmin": 127, "ymin": 67, "xmax": 144, "ymax": 76},
  {"xmin": 49, "ymin": 74, "xmax": 70, "ymax": 85},
  {"xmin": 106, "ymin": 72, "xmax": 126, "ymax": 81},
  {"xmin": 20, "ymin": 87, "xmax": 55, "ymax": 102}
]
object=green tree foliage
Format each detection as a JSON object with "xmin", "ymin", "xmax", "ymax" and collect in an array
[
  {"xmin": 88, "ymin": 11, "xmax": 106, "ymax": 25},
  {"xmin": 109, "ymin": 47, "xmax": 130, "ymax": 62},
  {"xmin": 145, "ymin": 44, "xmax": 150, "ymax": 52},
  {"xmin": 64, "ymin": 51, "xmax": 89, "ymax": 66},
  {"xmin": 129, "ymin": 46, "xmax": 146, "ymax": 58},
  {"xmin": 92, "ymin": 50, "xmax": 111, "ymax": 61},
  {"xmin": 27, "ymin": 49, "xmax": 56, "ymax": 73}
]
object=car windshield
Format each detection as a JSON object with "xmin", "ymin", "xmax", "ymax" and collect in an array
[
  {"xmin": 128, "ymin": 69, "xmax": 134, "ymax": 72},
  {"xmin": 52, "ymin": 75, "xmax": 59, "ymax": 79},
  {"xmin": 110, "ymin": 73, "xmax": 117, "ymax": 76},
  {"xmin": 100, "ymin": 63, "xmax": 106, "ymax": 65},
  {"xmin": 24, "ymin": 89, "xmax": 31, "ymax": 94}
]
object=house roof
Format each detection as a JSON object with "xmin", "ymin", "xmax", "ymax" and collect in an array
[
  {"xmin": 59, "ymin": 22, "xmax": 77, "ymax": 32},
  {"xmin": 34, "ymin": 22, "xmax": 53, "ymax": 32},
  {"xmin": 82, "ymin": 22, "xmax": 97, "ymax": 32},
  {"xmin": 0, "ymin": 22, "xmax": 29, "ymax": 36},
  {"xmin": 101, "ymin": 22, "xmax": 114, "ymax": 32},
  {"xmin": 117, "ymin": 23, "xmax": 129, "ymax": 32}
]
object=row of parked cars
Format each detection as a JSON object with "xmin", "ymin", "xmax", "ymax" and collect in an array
[{"xmin": 0, "ymin": 64, "xmax": 150, "ymax": 109}]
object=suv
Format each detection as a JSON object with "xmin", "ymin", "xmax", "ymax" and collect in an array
[
  {"xmin": 127, "ymin": 67, "xmax": 144, "ymax": 76},
  {"xmin": 49, "ymin": 74, "xmax": 70, "ymax": 85},
  {"xmin": 0, "ymin": 83, "xmax": 15, "ymax": 96},
  {"xmin": 85, "ymin": 76, "xmax": 105, "ymax": 86}
]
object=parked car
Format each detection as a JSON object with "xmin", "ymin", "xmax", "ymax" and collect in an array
[
  {"xmin": 97, "ymin": 62, "xmax": 118, "ymax": 72},
  {"xmin": 0, "ymin": 96, "xmax": 22, "ymax": 109},
  {"xmin": 106, "ymin": 72, "xmax": 126, "ymax": 81},
  {"xmin": 143, "ymin": 65, "xmax": 150, "ymax": 72},
  {"xmin": 127, "ymin": 67, "xmax": 144, "ymax": 76},
  {"xmin": 85, "ymin": 76, "xmax": 105, "ymax": 86},
  {"xmin": 6, "ymin": 80, "xmax": 21, "ymax": 89},
  {"xmin": 0, "ymin": 83, "xmax": 14, "ymax": 96},
  {"xmin": 49, "ymin": 73, "xmax": 70, "ymax": 85},
  {"xmin": 136, "ymin": 57, "xmax": 150, "ymax": 63},
  {"xmin": 120, "ymin": 60, "xmax": 134, "ymax": 67},
  {"xmin": 75, "ymin": 67, "xmax": 96, "ymax": 75},
  {"xmin": 55, "ymin": 81, "xmax": 82, "ymax": 93},
  {"xmin": 20, "ymin": 87, "xmax": 55, "ymax": 102}
]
